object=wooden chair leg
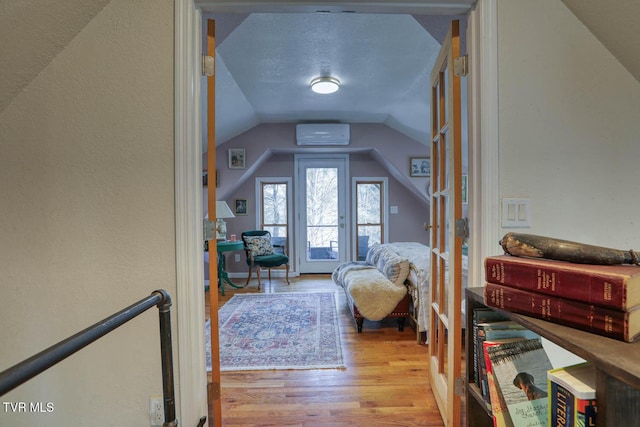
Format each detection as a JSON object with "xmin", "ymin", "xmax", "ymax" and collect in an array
[
  {"xmin": 245, "ymin": 267, "xmax": 253, "ymax": 286},
  {"xmin": 285, "ymin": 264, "xmax": 289, "ymax": 284},
  {"xmin": 268, "ymin": 269, "xmax": 272, "ymax": 282},
  {"xmin": 257, "ymin": 268, "xmax": 261, "ymax": 290}
]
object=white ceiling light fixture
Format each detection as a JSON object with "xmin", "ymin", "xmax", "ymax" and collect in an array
[{"xmin": 310, "ymin": 76, "xmax": 340, "ymax": 94}]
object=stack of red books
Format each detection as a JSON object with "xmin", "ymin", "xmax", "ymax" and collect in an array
[{"xmin": 483, "ymin": 255, "xmax": 640, "ymax": 342}]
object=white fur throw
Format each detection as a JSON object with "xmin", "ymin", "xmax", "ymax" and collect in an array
[{"xmin": 332, "ymin": 247, "xmax": 410, "ymax": 321}]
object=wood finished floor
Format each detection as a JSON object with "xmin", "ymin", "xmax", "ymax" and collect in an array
[{"xmin": 206, "ymin": 274, "xmax": 458, "ymax": 426}]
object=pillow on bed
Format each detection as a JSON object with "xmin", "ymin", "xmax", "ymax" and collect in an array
[
  {"xmin": 376, "ymin": 249, "xmax": 410, "ymax": 287},
  {"xmin": 243, "ymin": 235, "xmax": 274, "ymax": 256},
  {"xmin": 365, "ymin": 243, "xmax": 383, "ymax": 265}
]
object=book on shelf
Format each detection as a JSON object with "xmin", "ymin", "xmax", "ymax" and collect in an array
[
  {"xmin": 487, "ymin": 338, "xmax": 553, "ymax": 427},
  {"xmin": 547, "ymin": 363, "xmax": 597, "ymax": 427},
  {"xmin": 473, "ymin": 308, "xmax": 509, "ymax": 392},
  {"xmin": 479, "ymin": 326, "xmax": 541, "ymax": 414},
  {"xmin": 473, "ymin": 308, "xmax": 510, "ymax": 407},
  {"xmin": 485, "ymin": 255, "xmax": 640, "ymax": 310},
  {"xmin": 484, "ymin": 338, "xmax": 532, "ymax": 427},
  {"xmin": 547, "ymin": 374, "xmax": 574, "ymax": 427},
  {"xmin": 484, "ymin": 282, "xmax": 640, "ymax": 343}
]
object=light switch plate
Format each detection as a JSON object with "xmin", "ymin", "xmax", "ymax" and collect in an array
[{"xmin": 502, "ymin": 198, "xmax": 531, "ymax": 228}]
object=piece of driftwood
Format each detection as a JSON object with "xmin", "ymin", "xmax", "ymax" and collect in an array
[{"xmin": 499, "ymin": 232, "xmax": 640, "ymax": 265}]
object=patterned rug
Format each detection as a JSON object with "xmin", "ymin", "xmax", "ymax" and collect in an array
[{"xmin": 206, "ymin": 292, "xmax": 344, "ymax": 371}]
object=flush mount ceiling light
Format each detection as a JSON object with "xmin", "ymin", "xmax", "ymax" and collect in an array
[{"xmin": 310, "ymin": 77, "xmax": 340, "ymax": 94}]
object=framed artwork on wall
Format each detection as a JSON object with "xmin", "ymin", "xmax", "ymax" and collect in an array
[
  {"xmin": 410, "ymin": 157, "xmax": 430, "ymax": 177},
  {"xmin": 202, "ymin": 170, "xmax": 220, "ymax": 187},
  {"xmin": 234, "ymin": 198, "xmax": 248, "ymax": 215},
  {"xmin": 228, "ymin": 148, "xmax": 246, "ymax": 169}
]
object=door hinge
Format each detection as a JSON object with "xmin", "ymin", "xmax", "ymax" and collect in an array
[
  {"xmin": 202, "ymin": 55, "xmax": 215, "ymax": 76},
  {"xmin": 204, "ymin": 219, "xmax": 217, "ymax": 241},
  {"xmin": 455, "ymin": 217, "xmax": 469, "ymax": 241},
  {"xmin": 455, "ymin": 377, "xmax": 465, "ymax": 396},
  {"xmin": 454, "ymin": 54, "xmax": 468, "ymax": 77}
]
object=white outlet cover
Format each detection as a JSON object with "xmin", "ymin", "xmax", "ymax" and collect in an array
[{"xmin": 149, "ymin": 396, "xmax": 164, "ymax": 426}]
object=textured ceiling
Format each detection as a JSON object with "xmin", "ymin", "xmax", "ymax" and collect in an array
[
  {"xmin": 212, "ymin": 12, "xmax": 445, "ymax": 146},
  {"xmin": 0, "ymin": 0, "xmax": 110, "ymax": 114},
  {"xmin": 561, "ymin": 0, "xmax": 640, "ymax": 84},
  {"xmin": 2, "ymin": 0, "xmax": 638, "ymax": 142}
]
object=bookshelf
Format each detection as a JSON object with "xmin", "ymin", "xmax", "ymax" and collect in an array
[{"xmin": 465, "ymin": 287, "xmax": 640, "ymax": 427}]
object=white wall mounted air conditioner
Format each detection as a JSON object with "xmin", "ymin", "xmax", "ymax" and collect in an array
[{"xmin": 296, "ymin": 123, "xmax": 350, "ymax": 145}]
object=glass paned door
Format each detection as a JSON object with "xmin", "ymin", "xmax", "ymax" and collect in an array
[
  {"xmin": 296, "ymin": 155, "xmax": 348, "ymax": 273},
  {"xmin": 428, "ymin": 20, "xmax": 464, "ymax": 427}
]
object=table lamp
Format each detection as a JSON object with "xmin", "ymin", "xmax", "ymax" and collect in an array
[{"xmin": 215, "ymin": 201, "xmax": 235, "ymax": 240}]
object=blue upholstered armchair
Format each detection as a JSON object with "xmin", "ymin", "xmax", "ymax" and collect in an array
[{"xmin": 241, "ymin": 230, "xmax": 290, "ymax": 289}]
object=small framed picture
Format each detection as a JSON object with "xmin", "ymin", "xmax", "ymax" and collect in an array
[
  {"xmin": 234, "ymin": 198, "xmax": 248, "ymax": 215},
  {"xmin": 228, "ymin": 148, "xmax": 246, "ymax": 169},
  {"xmin": 410, "ymin": 157, "xmax": 430, "ymax": 177}
]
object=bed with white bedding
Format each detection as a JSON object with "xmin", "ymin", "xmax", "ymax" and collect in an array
[{"xmin": 384, "ymin": 242, "xmax": 468, "ymax": 343}]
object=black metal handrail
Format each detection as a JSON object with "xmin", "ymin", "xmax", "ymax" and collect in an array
[{"xmin": 0, "ymin": 290, "xmax": 178, "ymax": 427}]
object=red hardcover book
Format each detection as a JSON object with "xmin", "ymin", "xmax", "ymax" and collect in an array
[
  {"xmin": 483, "ymin": 282, "xmax": 640, "ymax": 343},
  {"xmin": 485, "ymin": 255, "xmax": 640, "ymax": 310}
]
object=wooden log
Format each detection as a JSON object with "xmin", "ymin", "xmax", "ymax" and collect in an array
[{"xmin": 499, "ymin": 232, "xmax": 640, "ymax": 265}]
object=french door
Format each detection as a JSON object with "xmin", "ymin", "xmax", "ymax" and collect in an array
[
  {"xmin": 295, "ymin": 154, "xmax": 349, "ymax": 273},
  {"xmin": 205, "ymin": 19, "xmax": 223, "ymax": 427},
  {"xmin": 428, "ymin": 20, "xmax": 464, "ymax": 427}
]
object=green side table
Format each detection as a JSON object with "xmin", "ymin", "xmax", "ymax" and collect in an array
[{"xmin": 216, "ymin": 240, "xmax": 244, "ymax": 295}]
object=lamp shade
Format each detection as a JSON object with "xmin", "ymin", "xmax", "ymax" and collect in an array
[{"xmin": 216, "ymin": 201, "xmax": 235, "ymax": 219}]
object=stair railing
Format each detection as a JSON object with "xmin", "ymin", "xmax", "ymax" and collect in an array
[{"xmin": 0, "ymin": 289, "xmax": 178, "ymax": 427}]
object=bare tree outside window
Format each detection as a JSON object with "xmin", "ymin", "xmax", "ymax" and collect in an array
[
  {"xmin": 262, "ymin": 183, "xmax": 287, "ymax": 241},
  {"xmin": 306, "ymin": 168, "xmax": 338, "ymax": 258},
  {"xmin": 356, "ymin": 182, "xmax": 383, "ymax": 260}
]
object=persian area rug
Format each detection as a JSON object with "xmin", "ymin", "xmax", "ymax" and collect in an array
[{"xmin": 206, "ymin": 292, "xmax": 344, "ymax": 371}]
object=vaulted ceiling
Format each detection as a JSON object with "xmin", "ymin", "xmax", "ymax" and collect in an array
[
  {"xmin": 2, "ymin": 0, "xmax": 639, "ymax": 144},
  {"xmin": 0, "ymin": 1, "xmax": 111, "ymax": 113},
  {"xmin": 208, "ymin": 12, "xmax": 459, "ymax": 147},
  {"xmin": 560, "ymin": 0, "xmax": 640, "ymax": 83}
]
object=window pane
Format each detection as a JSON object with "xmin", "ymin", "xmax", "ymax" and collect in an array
[
  {"xmin": 357, "ymin": 183, "xmax": 381, "ymax": 223},
  {"xmin": 263, "ymin": 183, "xmax": 287, "ymax": 224},
  {"xmin": 356, "ymin": 181, "xmax": 383, "ymax": 261},
  {"xmin": 306, "ymin": 168, "xmax": 338, "ymax": 258},
  {"xmin": 357, "ymin": 225, "xmax": 381, "ymax": 261},
  {"xmin": 264, "ymin": 226, "xmax": 288, "ymax": 254}
]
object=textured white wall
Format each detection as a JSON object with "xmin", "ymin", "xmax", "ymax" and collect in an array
[
  {"xmin": 497, "ymin": 0, "xmax": 640, "ymax": 367},
  {"xmin": 0, "ymin": 0, "xmax": 175, "ymax": 425},
  {"xmin": 497, "ymin": 0, "xmax": 640, "ymax": 251}
]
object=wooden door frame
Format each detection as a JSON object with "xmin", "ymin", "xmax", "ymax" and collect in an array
[
  {"xmin": 174, "ymin": 1, "xmax": 209, "ymax": 426},
  {"xmin": 172, "ymin": 0, "xmax": 500, "ymax": 424}
]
